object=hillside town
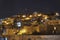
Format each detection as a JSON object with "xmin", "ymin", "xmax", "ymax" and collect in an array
[{"xmin": 0, "ymin": 12, "xmax": 60, "ymax": 40}]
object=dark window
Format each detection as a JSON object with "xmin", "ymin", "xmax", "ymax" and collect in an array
[{"xmin": 28, "ymin": 38, "xmax": 31, "ymax": 40}]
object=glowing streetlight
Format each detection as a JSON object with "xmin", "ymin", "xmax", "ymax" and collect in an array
[
  {"xmin": 25, "ymin": 17, "xmax": 30, "ymax": 20},
  {"xmin": 6, "ymin": 22, "xmax": 9, "ymax": 25},
  {"xmin": 7, "ymin": 18, "xmax": 10, "ymax": 19},
  {"xmin": 3, "ymin": 21, "xmax": 9, "ymax": 25},
  {"xmin": 56, "ymin": 13, "xmax": 59, "ymax": 16},
  {"xmin": 38, "ymin": 14, "xmax": 42, "ymax": 16},
  {"xmin": 22, "ymin": 15, "xmax": 26, "ymax": 18},
  {"xmin": 54, "ymin": 27, "xmax": 56, "ymax": 30},
  {"xmin": 29, "ymin": 15, "xmax": 32, "ymax": 17},
  {"xmin": 44, "ymin": 16, "xmax": 48, "ymax": 19},
  {"xmin": 43, "ymin": 15, "xmax": 48, "ymax": 20}
]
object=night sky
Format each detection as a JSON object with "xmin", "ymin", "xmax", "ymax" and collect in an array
[{"xmin": 0, "ymin": 0, "xmax": 60, "ymax": 18}]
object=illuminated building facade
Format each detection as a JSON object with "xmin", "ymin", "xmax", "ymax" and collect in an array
[{"xmin": 0, "ymin": 12, "xmax": 60, "ymax": 40}]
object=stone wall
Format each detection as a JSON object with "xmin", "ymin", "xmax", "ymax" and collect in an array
[{"xmin": 7, "ymin": 35, "xmax": 60, "ymax": 40}]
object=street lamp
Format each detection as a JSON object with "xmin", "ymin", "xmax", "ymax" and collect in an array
[
  {"xmin": 29, "ymin": 15, "xmax": 32, "ymax": 18},
  {"xmin": 38, "ymin": 14, "xmax": 42, "ymax": 16},
  {"xmin": 55, "ymin": 13, "xmax": 59, "ymax": 16},
  {"xmin": 25, "ymin": 17, "xmax": 30, "ymax": 20},
  {"xmin": 22, "ymin": 15, "xmax": 26, "ymax": 18}
]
